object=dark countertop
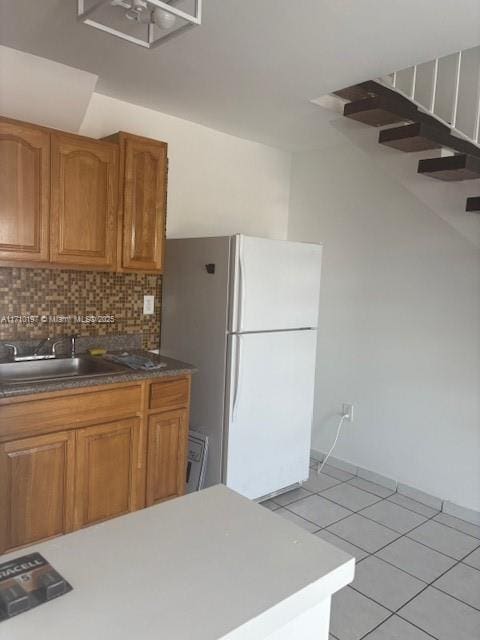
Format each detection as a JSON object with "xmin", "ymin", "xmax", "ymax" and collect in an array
[{"xmin": 0, "ymin": 351, "xmax": 197, "ymax": 400}]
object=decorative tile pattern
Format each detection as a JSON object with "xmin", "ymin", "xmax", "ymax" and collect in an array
[{"xmin": 0, "ymin": 267, "xmax": 161, "ymax": 351}]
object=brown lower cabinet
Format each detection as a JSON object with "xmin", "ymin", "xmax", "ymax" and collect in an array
[
  {"xmin": 73, "ymin": 418, "xmax": 140, "ymax": 529},
  {"xmin": 0, "ymin": 375, "xmax": 191, "ymax": 554},
  {"xmin": 0, "ymin": 431, "xmax": 75, "ymax": 552},
  {"xmin": 146, "ymin": 409, "xmax": 189, "ymax": 506}
]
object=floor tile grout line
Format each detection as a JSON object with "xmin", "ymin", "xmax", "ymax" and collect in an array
[
  {"xmin": 360, "ymin": 610, "xmax": 440, "ymax": 640},
  {"xmin": 403, "ymin": 531, "xmax": 480, "ymax": 563},
  {"xmin": 272, "ymin": 475, "xmax": 350, "ymax": 508},
  {"xmin": 384, "ymin": 496, "xmax": 440, "ymax": 519},
  {"xmin": 311, "ymin": 458, "xmax": 480, "ymax": 536},
  {"xmin": 355, "ymin": 498, "xmax": 430, "ymax": 528},
  {"xmin": 282, "ymin": 500, "xmax": 356, "ymax": 531},
  {"xmin": 346, "ymin": 510, "xmax": 444, "ymax": 567},
  {"xmin": 358, "ymin": 552, "xmax": 431, "ymax": 586},
  {"xmin": 430, "ymin": 583, "xmax": 480, "ymax": 613},
  {"xmin": 309, "ymin": 486, "xmax": 384, "ymax": 513},
  {"xmin": 348, "ymin": 583, "xmax": 397, "ymax": 615},
  {"xmin": 394, "ymin": 612, "xmax": 442, "ymax": 640},
  {"xmin": 271, "ymin": 482, "xmax": 480, "ymax": 598},
  {"xmin": 346, "ymin": 479, "xmax": 397, "ymax": 500},
  {"xmin": 321, "ymin": 519, "xmax": 404, "ymax": 556},
  {"xmin": 348, "ymin": 507, "xmax": 480, "ymax": 562},
  {"xmin": 370, "ymin": 549, "xmax": 450, "ymax": 585},
  {"xmin": 391, "ymin": 537, "xmax": 480, "ymax": 631},
  {"xmin": 285, "ymin": 490, "xmax": 475, "ymax": 565},
  {"xmin": 430, "ymin": 515, "xmax": 480, "ymax": 541},
  {"xmin": 277, "ymin": 487, "xmax": 353, "ymax": 512},
  {"xmin": 355, "ymin": 611, "xmax": 396, "ymax": 640}
]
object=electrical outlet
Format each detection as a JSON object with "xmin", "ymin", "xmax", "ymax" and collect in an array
[
  {"xmin": 342, "ymin": 403, "xmax": 354, "ymax": 422},
  {"xmin": 143, "ymin": 295, "xmax": 155, "ymax": 315}
]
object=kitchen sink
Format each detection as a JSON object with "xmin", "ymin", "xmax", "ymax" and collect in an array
[{"xmin": 0, "ymin": 355, "xmax": 129, "ymax": 385}]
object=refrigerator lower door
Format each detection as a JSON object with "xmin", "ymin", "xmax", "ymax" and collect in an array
[
  {"xmin": 225, "ymin": 329, "xmax": 317, "ymax": 500},
  {"xmin": 230, "ymin": 235, "xmax": 322, "ymax": 333}
]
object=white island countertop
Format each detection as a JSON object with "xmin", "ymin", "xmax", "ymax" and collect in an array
[{"xmin": 0, "ymin": 485, "xmax": 354, "ymax": 640}]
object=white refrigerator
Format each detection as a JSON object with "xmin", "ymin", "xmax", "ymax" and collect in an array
[{"xmin": 161, "ymin": 235, "xmax": 322, "ymax": 500}]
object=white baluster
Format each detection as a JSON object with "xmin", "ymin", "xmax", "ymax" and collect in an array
[{"xmin": 451, "ymin": 51, "xmax": 462, "ymax": 128}]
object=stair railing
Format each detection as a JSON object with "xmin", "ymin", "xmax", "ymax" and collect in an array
[{"xmin": 379, "ymin": 45, "xmax": 480, "ymax": 148}]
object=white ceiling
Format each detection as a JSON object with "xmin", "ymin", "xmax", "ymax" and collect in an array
[{"xmin": 1, "ymin": 0, "xmax": 480, "ymax": 150}]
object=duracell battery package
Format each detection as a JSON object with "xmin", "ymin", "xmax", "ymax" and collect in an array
[{"xmin": 0, "ymin": 552, "xmax": 72, "ymax": 621}]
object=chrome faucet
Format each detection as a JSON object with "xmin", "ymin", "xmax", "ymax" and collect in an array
[
  {"xmin": 52, "ymin": 333, "xmax": 78, "ymax": 358},
  {"xmin": 69, "ymin": 334, "xmax": 78, "ymax": 358}
]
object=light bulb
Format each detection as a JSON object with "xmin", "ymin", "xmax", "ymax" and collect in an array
[
  {"xmin": 125, "ymin": 0, "xmax": 148, "ymax": 19},
  {"xmin": 153, "ymin": 7, "xmax": 176, "ymax": 30},
  {"xmin": 133, "ymin": 0, "xmax": 148, "ymax": 11}
]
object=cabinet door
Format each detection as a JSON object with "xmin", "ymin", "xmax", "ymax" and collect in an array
[
  {"xmin": 122, "ymin": 137, "xmax": 167, "ymax": 271},
  {"xmin": 51, "ymin": 133, "xmax": 118, "ymax": 268},
  {"xmin": 146, "ymin": 409, "xmax": 188, "ymax": 506},
  {"xmin": 0, "ymin": 119, "xmax": 50, "ymax": 262},
  {"xmin": 0, "ymin": 431, "xmax": 75, "ymax": 553},
  {"xmin": 74, "ymin": 419, "xmax": 139, "ymax": 529}
]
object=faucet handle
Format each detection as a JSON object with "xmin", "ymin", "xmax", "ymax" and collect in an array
[{"xmin": 3, "ymin": 343, "xmax": 18, "ymax": 360}]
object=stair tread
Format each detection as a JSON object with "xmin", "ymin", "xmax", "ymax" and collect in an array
[
  {"xmin": 334, "ymin": 84, "xmax": 376, "ymax": 102},
  {"xmin": 344, "ymin": 96, "xmax": 413, "ymax": 127},
  {"xmin": 418, "ymin": 154, "xmax": 480, "ymax": 181},
  {"xmin": 466, "ymin": 196, "xmax": 480, "ymax": 212},
  {"xmin": 379, "ymin": 122, "xmax": 442, "ymax": 152}
]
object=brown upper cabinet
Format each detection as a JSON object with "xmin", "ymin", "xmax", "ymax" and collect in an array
[
  {"xmin": 0, "ymin": 119, "xmax": 50, "ymax": 263},
  {"xmin": 0, "ymin": 117, "xmax": 168, "ymax": 273},
  {"xmin": 104, "ymin": 132, "xmax": 167, "ymax": 272},
  {"xmin": 50, "ymin": 133, "xmax": 118, "ymax": 269}
]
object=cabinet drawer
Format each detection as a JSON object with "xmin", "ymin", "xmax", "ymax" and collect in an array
[
  {"xmin": 149, "ymin": 377, "xmax": 189, "ymax": 412},
  {"xmin": 0, "ymin": 384, "xmax": 142, "ymax": 441}
]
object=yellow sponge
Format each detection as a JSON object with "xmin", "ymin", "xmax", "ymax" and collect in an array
[{"xmin": 88, "ymin": 348, "xmax": 107, "ymax": 357}]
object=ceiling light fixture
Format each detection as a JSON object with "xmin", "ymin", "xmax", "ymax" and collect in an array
[{"xmin": 77, "ymin": 0, "xmax": 202, "ymax": 48}]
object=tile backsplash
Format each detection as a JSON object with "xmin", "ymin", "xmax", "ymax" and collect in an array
[{"xmin": 0, "ymin": 268, "xmax": 161, "ymax": 351}]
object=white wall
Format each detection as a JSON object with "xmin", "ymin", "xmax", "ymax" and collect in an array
[
  {"xmin": 80, "ymin": 94, "xmax": 291, "ymax": 240},
  {"xmin": 0, "ymin": 46, "xmax": 98, "ymax": 133},
  {"xmin": 288, "ymin": 143, "xmax": 480, "ymax": 512}
]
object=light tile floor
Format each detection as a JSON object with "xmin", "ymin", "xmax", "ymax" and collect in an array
[{"xmin": 261, "ymin": 460, "xmax": 480, "ymax": 640}]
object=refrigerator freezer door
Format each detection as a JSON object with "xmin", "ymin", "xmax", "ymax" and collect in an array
[
  {"xmin": 225, "ymin": 329, "xmax": 317, "ymax": 500},
  {"xmin": 230, "ymin": 235, "xmax": 322, "ymax": 333}
]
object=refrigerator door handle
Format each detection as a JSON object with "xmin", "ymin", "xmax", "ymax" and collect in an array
[{"xmin": 232, "ymin": 334, "xmax": 243, "ymax": 421}]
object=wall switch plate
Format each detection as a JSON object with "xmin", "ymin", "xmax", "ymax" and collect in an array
[
  {"xmin": 342, "ymin": 403, "xmax": 354, "ymax": 422},
  {"xmin": 143, "ymin": 295, "xmax": 155, "ymax": 315}
]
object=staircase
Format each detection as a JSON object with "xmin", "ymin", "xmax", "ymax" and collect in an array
[{"xmin": 331, "ymin": 46, "xmax": 480, "ymax": 213}]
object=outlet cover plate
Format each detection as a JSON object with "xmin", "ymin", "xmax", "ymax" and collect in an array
[{"xmin": 143, "ymin": 295, "xmax": 155, "ymax": 315}]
